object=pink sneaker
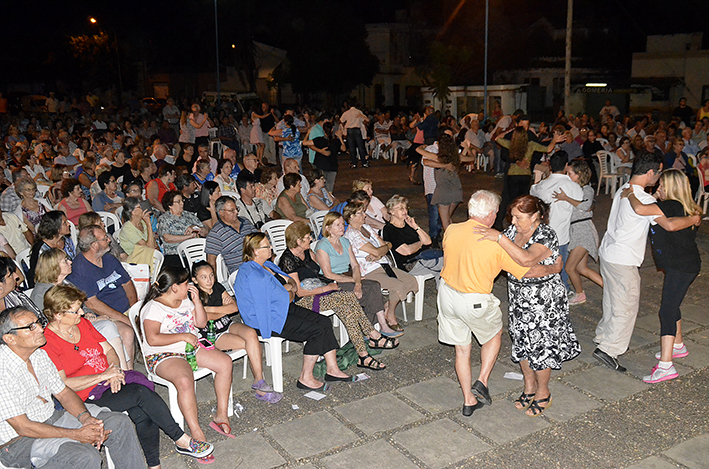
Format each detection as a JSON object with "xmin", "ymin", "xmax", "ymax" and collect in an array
[
  {"xmin": 569, "ymin": 292, "xmax": 586, "ymax": 305},
  {"xmin": 643, "ymin": 364, "xmax": 678, "ymax": 384},
  {"xmin": 654, "ymin": 344, "xmax": 688, "ymax": 360}
]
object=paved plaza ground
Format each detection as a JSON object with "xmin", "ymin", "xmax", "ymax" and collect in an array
[{"xmin": 151, "ymin": 157, "xmax": 709, "ymax": 469}]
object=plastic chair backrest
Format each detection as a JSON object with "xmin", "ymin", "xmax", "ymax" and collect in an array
[
  {"xmin": 261, "ymin": 220, "xmax": 293, "ymax": 257},
  {"xmin": 176, "ymin": 238, "xmax": 206, "ymax": 269}
]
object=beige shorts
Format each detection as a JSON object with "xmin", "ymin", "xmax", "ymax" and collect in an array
[{"xmin": 437, "ymin": 280, "xmax": 502, "ymax": 346}]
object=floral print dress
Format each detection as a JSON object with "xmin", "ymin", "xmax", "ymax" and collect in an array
[{"xmin": 504, "ymin": 223, "xmax": 581, "ymax": 371}]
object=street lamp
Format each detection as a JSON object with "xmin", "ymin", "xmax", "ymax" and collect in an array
[{"xmin": 88, "ymin": 17, "xmax": 123, "ymax": 99}]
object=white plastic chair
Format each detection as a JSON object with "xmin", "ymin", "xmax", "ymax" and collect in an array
[
  {"xmin": 389, "ymin": 251, "xmax": 429, "ymax": 322},
  {"xmin": 308, "ymin": 210, "xmax": 328, "ymax": 238},
  {"xmin": 215, "ymin": 253, "xmax": 230, "ymax": 289},
  {"xmin": 696, "ymin": 169, "xmax": 709, "ymax": 214},
  {"xmin": 176, "ymin": 238, "xmax": 206, "ymax": 269},
  {"xmin": 68, "ymin": 220, "xmax": 78, "ymax": 248},
  {"xmin": 596, "ymin": 151, "xmax": 621, "ymax": 196},
  {"xmin": 127, "ymin": 303, "xmax": 246, "ymax": 430},
  {"xmin": 152, "ymin": 250, "xmax": 164, "ymax": 282},
  {"xmin": 687, "ymin": 153, "xmax": 697, "ymax": 169},
  {"xmin": 15, "ymin": 248, "xmax": 31, "ymax": 274},
  {"xmin": 221, "ymin": 190, "xmax": 240, "ymax": 201},
  {"xmin": 261, "ymin": 220, "xmax": 292, "ymax": 258},
  {"xmin": 97, "ymin": 211, "xmax": 121, "ymax": 234}
]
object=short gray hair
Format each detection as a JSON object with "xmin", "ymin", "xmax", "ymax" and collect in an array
[
  {"xmin": 215, "ymin": 196, "xmax": 235, "ymax": 222},
  {"xmin": 77, "ymin": 225, "xmax": 102, "ymax": 253},
  {"xmin": 0, "ymin": 307, "xmax": 28, "ymax": 345},
  {"xmin": 385, "ymin": 194, "xmax": 408, "ymax": 212},
  {"xmin": 468, "ymin": 190, "xmax": 501, "ymax": 219}
]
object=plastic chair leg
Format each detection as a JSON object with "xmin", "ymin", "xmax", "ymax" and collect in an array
[{"xmin": 415, "ymin": 277, "xmax": 427, "ymax": 321}]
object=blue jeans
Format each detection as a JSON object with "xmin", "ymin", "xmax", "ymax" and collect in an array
[
  {"xmin": 426, "ymin": 193, "xmax": 442, "ymax": 239},
  {"xmin": 559, "ymin": 243, "xmax": 570, "ymax": 290}
]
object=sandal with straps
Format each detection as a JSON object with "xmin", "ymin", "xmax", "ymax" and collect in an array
[
  {"xmin": 526, "ymin": 395, "xmax": 552, "ymax": 417},
  {"xmin": 369, "ymin": 336, "xmax": 399, "ymax": 350},
  {"xmin": 357, "ymin": 355, "xmax": 386, "ymax": 370},
  {"xmin": 514, "ymin": 392, "xmax": 536, "ymax": 410}
]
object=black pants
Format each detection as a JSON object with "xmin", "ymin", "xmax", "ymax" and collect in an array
[
  {"xmin": 93, "ymin": 383, "xmax": 184, "ymax": 467},
  {"xmin": 659, "ymin": 268, "xmax": 697, "ymax": 336},
  {"xmin": 346, "ymin": 128, "xmax": 368, "ymax": 166},
  {"xmin": 495, "ymin": 174, "xmax": 532, "ymax": 229},
  {"xmin": 274, "ymin": 303, "xmax": 339, "ymax": 356}
]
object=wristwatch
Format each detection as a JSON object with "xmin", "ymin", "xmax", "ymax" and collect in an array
[{"xmin": 497, "ymin": 233, "xmax": 504, "ymax": 243}]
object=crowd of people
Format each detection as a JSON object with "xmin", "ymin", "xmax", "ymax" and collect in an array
[{"xmin": 0, "ymin": 91, "xmax": 705, "ymax": 466}]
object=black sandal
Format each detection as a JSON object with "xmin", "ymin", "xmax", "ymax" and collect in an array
[
  {"xmin": 514, "ymin": 392, "xmax": 536, "ymax": 410},
  {"xmin": 526, "ymin": 395, "xmax": 552, "ymax": 417},
  {"xmin": 369, "ymin": 336, "xmax": 399, "ymax": 350},
  {"xmin": 357, "ymin": 355, "xmax": 386, "ymax": 370}
]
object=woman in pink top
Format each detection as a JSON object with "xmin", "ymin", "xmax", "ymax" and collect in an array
[{"xmin": 57, "ymin": 178, "xmax": 92, "ymax": 225}]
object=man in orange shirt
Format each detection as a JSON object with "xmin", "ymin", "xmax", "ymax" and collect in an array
[{"xmin": 438, "ymin": 190, "xmax": 561, "ymax": 417}]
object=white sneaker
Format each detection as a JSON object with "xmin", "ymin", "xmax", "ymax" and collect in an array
[
  {"xmin": 654, "ymin": 345, "xmax": 688, "ymax": 360},
  {"xmin": 643, "ymin": 364, "xmax": 678, "ymax": 384}
]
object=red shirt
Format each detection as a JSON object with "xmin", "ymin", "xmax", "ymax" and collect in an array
[{"xmin": 43, "ymin": 318, "xmax": 109, "ymax": 401}]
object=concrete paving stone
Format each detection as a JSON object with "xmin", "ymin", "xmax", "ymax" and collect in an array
[
  {"xmin": 396, "ymin": 376, "xmax": 462, "ymax": 413},
  {"xmin": 627, "ymin": 327, "xmax": 661, "ymax": 351},
  {"xmin": 393, "ymin": 418, "xmax": 490, "ymax": 469},
  {"xmin": 678, "ymin": 339, "xmax": 709, "ymax": 370},
  {"xmin": 320, "ymin": 439, "xmax": 418, "ymax": 469},
  {"xmin": 620, "ymin": 350, "xmax": 694, "ymax": 382},
  {"xmin": 391, "ymin": 321, "xmax": 442, "ymax": 353},
  {"xmin": 633, "ymin": 313, "xmax": 661, "ymax": 333},
  {"xmin": 680, "ymin": 304, "xmax": 709, "ymax": 325},
  {"xmin": 463, "ymin": 396, "xmax": 549, "ymax": 444},
  {"xmin": 158, "ymin": 454, "xmax": 189, "ymax": 469},
  {"xmin": 541, "ymin": 380, "xmax": 603, "ymax": 422},
  {"xmin": 575, "ymin": 337, "xmax": 602, "ymax": 364},
  {"xmin": 624, "ymin": 456, "xmax": 681, "ymax": 469},
  {"xmin": 334, "ymin": 392, "xmax": 423, "ymax": 435},
  {"xmin": 265, "ymin": 411, "xmax": 358, "ymax": 459},
  {"xmin": 209, "ymin": 432, "xmax": 285, "ymax": 469},
  {"xmin": 563, "ymin": 365, "xmax": 647, "ymax": 402},
  {"xmin": 486, "ymin": 361, "xmax": 530, "ymax": 397},
  {"xmin": 663, "ymin": 433, "xmax": 709, "ymax": 468},
  {"xmin": 685, "ymin": 329, "xmax": 709, "ymax": 347}
]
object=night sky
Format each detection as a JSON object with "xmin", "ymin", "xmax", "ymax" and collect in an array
[{"xmin": 2, "ymin": 0, "xmax": 707, "ymax": 93}]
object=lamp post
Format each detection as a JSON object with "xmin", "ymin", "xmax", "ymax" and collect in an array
[
  {"xmin": 214, "ymin": 0, "xmax": 221, "ymax": 106},
  {"xmin": 89, "ymin": 17, "xmax": 124, "ymax": 99},
  {"xmin": 483, "ymin": 0, "xmax": 489, "ymax": 121}
]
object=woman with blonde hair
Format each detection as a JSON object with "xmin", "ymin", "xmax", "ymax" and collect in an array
[
  {"xmin": 352, "ymin": 178, "xmax": 388, "ymax": 230},
  {"xmin": 622, "ymin": 169, "xmax": 702, "ymax": 383}
]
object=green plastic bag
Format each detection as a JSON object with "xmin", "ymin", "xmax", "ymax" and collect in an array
[{"xmin": 313, "ymin": 340, "xmax": 382, "ymax": 378}]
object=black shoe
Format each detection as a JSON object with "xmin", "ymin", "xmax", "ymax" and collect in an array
[
  {"xmin": 324, "ymin": 374, "xmax": 355, "ymax": 382},
  {"xmin": 362, "ymin": 162, "xmax": 370, "ymax": 168},
  {"xmin": 296, "ymin": 380, "xmax": 325, "ymax": 391},
  {"xmin": 350, "ymin": 164, "xmax": 358, "ymax": 169},
  {"xmin": 471, "ymin": 380, "xmax": 492, "ymax": 406},
  {"xmin": 462, "ymin": 401, "xmax": 485, "ymax": 417},
  {"xmin": 593, "ymin": 348, "xmax": 626, "ymax": 373}
]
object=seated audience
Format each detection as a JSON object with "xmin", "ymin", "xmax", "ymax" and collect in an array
[{"xmin": 157, "ymin": 190, "xmax": 207, "ymax": 268}]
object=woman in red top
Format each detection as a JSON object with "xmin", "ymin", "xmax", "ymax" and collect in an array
[
  {"xmin": 42, "ymin": 284, "xmax": 214, "ymax": 467},
  {"xmin": 146, "ymin": 164, "xmax": 176, "ymax": 213}
]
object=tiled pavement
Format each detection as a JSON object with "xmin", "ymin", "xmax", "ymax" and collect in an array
[{"xmin": 152, "ymin": 159, "xmax": 709, "ymax": 468}]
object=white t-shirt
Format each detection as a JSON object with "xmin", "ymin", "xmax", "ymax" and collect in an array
[
  {"xmin": 140, "ymin": 298, "xmax": 198, "ymax": 356},
  {"xmin": 598, "ymin": 183, "xmax": 658, "ymax": 266},
  {"xmin": 366, "ymin": 196, "xmax": 387, "ymax": 225},
  {"xmin": 530, "ymin": 173, "xmax": 583, "ymax": 245}
]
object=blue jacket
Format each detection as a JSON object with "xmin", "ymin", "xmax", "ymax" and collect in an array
[{"xmin": 234, "ymin": 260, "xmax": 290, "ymax": 338}]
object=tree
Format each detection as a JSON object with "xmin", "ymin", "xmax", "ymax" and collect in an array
[{"xmin": 418, "ymin": 41, "xmax": 472, "ymax": 107}]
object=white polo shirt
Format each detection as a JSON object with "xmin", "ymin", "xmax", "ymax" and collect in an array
[{"xmin": 598, "ymin": 183, "xmax": 658, "ymax": 267}]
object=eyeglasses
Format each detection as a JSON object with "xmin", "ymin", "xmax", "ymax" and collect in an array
[
  {"xmin": 256, "ymin": 245, "xmax": 272, "ymax": 250},
  {"xmin": 64, "ymin": 308, "xmax": 82, "ymax": 315},
  {"xmin": 10, "ymin": 321, "xmax": 44, "ymax": 332}
]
